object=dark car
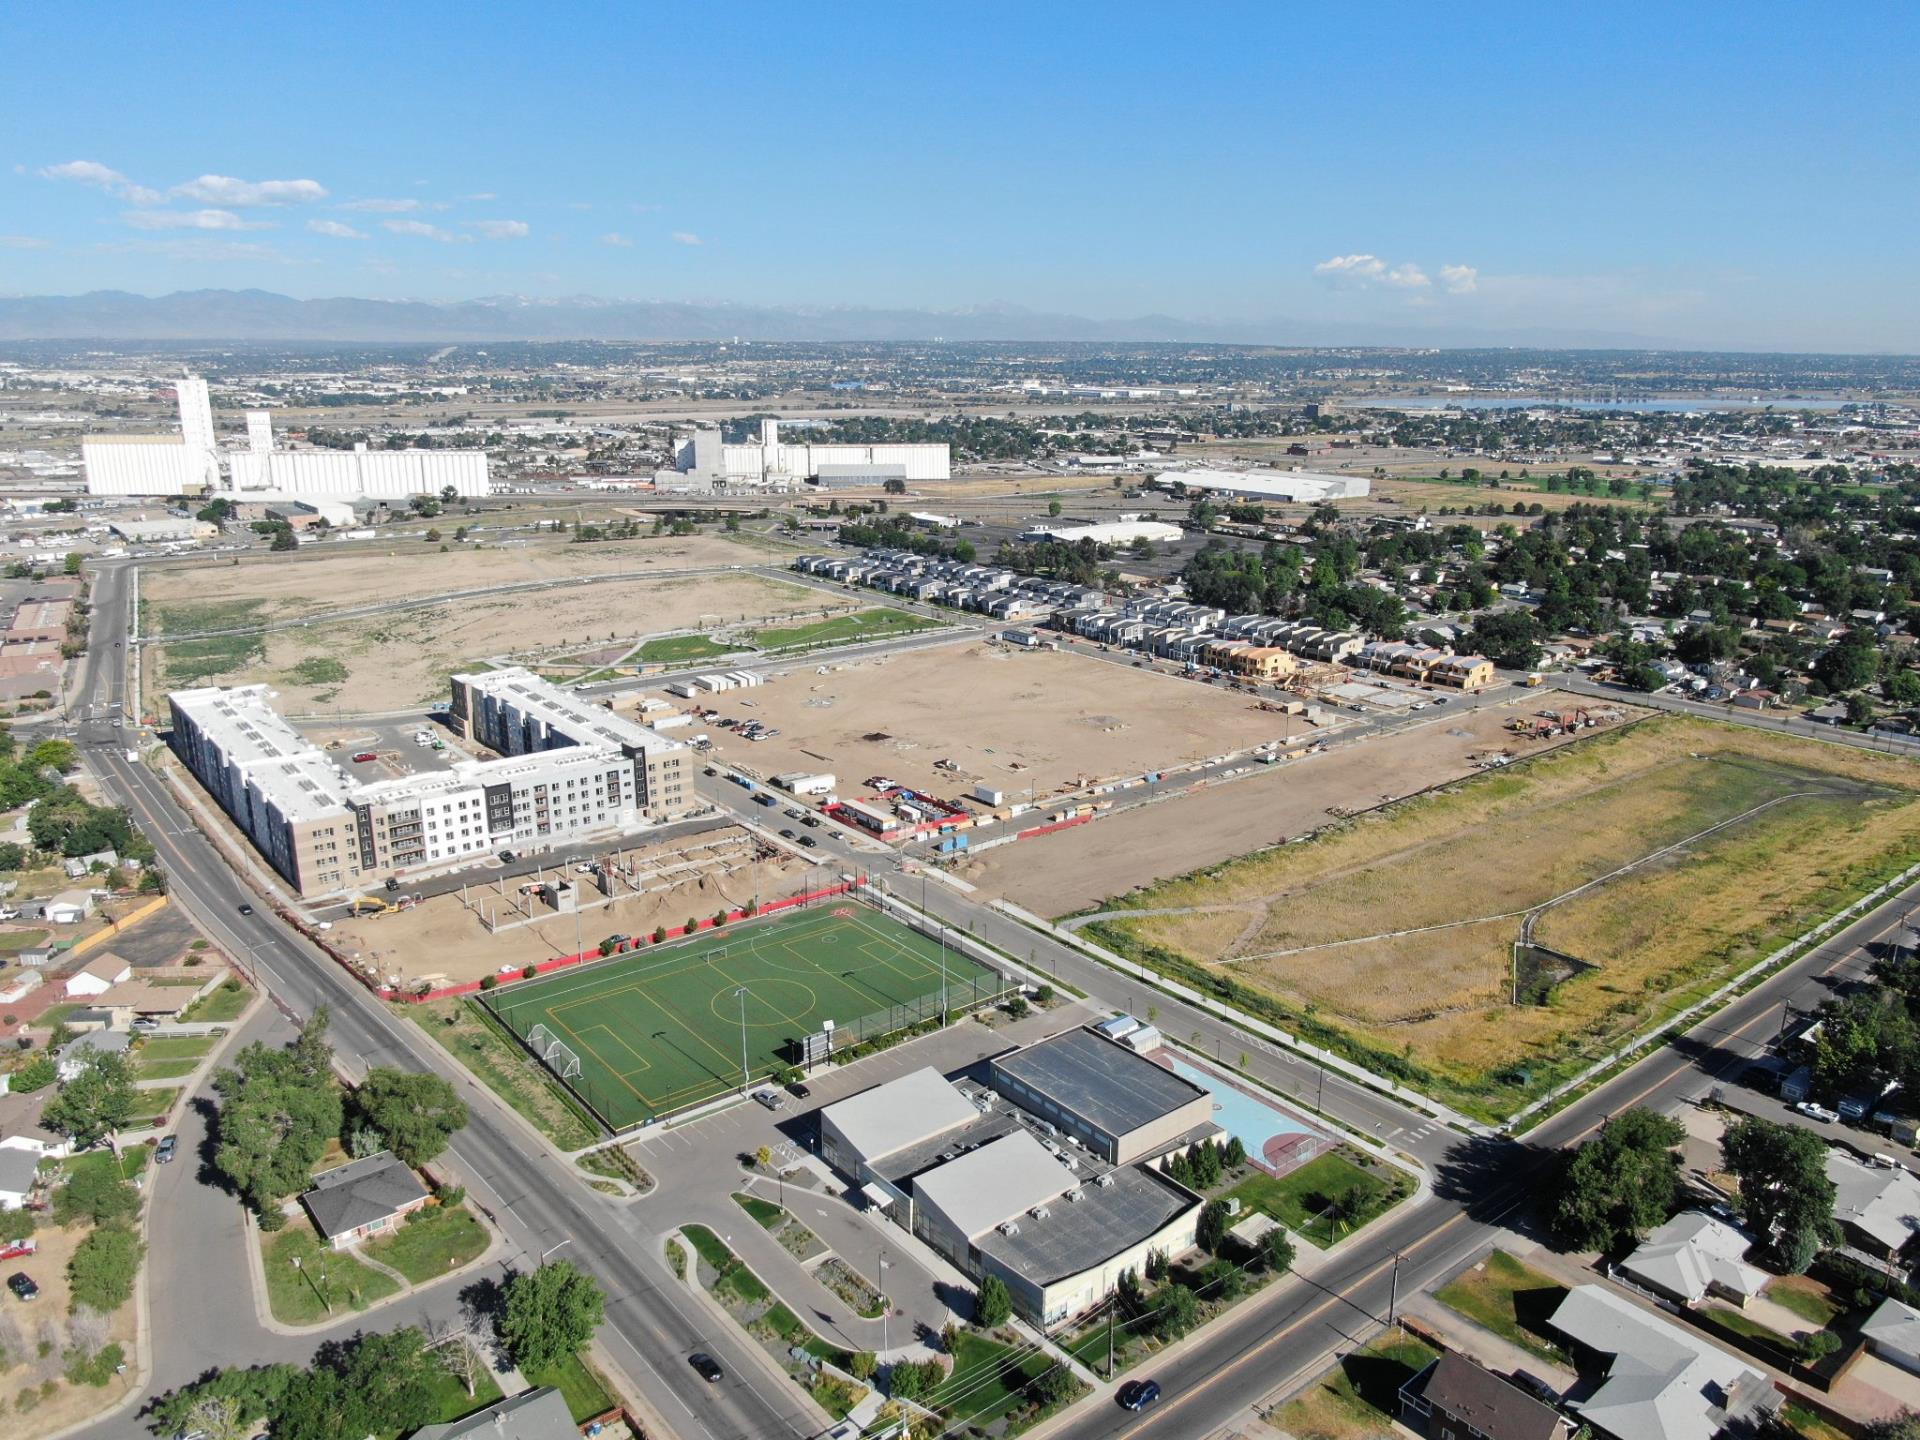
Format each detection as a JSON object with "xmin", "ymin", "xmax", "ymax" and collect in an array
[
  {"xmin": 689, "ymin": 1352, "xmax": 723, "ymax": 1383},
  {"xmin": 155, "ymin": 1136, "xmax": 177, "ymax": 1164},
  {"xmin": 497, "ymin": 850, "xmax": 516, "ymax": 863},
  {"xmin": 1118, "ymin": 1380, "xmax": 1161, "ymax": 1411},
  {"xmin": 787, "ymin": 1081, "xmax": 811, "ymax": 1100},
  {"xmin": 6, "ymin": 1273, "xmax": 37, "ymax": 1302},
  {"xmin": 237, "ymin": 903, "xmax": 253, "ymax": 916},
  {"xmin": 799, "ymin": 835, "xmax": 818, "ymax": 848},
  {"xmin": 780, "ymin": 829, "xmax": 796, "ymax": 840}
]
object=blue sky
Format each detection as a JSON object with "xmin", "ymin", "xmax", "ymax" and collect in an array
[{"xmin": 4, "ymin": 2, "xmax": 1917, "ymax": 349}]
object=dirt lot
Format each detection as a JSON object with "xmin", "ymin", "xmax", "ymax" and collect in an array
[
  {"xmin": 146, "ymin": 565, "xmax": 822, "ymax": 713},
  {"xmin": 1076, "ymin": 711, "xmax": 1920, "ymax": 1120},
  {"xmin": 960, "ymin": 694, "xmax": 1588, "ymax": 912},
  {"xmin": 141, "ymin": 531, "xmax": 774, "ymax": 625},
  {"xmin": 697, "ymin": 642, "xmax": 1311, "ymax": 806},
  {"xmin": 329, "ymin": 824, "xmax": 818, "ymax": 989}
]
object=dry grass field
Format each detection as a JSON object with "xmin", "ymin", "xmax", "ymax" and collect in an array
[
  {"xmin": 141, "ymin": 534, "xmax": 823, "ymax": 712},
  {"xmin": 1082, "ymin": 715, "xmax": 1920, "ymax": 1119},
  {"xmin": 697, "ymin": 641, "xmax": 1310, "ymax": 804}
]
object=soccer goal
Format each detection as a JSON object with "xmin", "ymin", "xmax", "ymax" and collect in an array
[{"xmin": 525, "ymin": 1022, "xmax": 583, "ymax": 1081}]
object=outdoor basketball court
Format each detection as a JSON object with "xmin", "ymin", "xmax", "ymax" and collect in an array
[{"xmin": 482, "ymin": 901, "xmax": 1005, "ymax": 1128}]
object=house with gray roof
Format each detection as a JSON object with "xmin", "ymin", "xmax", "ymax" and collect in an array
[
  {"xmin": 413, "ymin": 1386, "xmax": 577, "ymax": 1439},
  {"xmin": 299, "ymin": 1150, "xmax": 430, "ymax": 1249},
  {"xmin": 1618, "ymin": 1212, "xmax": 1767, "ymax": 1308}
]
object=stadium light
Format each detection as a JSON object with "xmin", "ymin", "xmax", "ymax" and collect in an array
[{"xmin": 733, "ymin": 985, "xmax": 751, "ymax": 1095}]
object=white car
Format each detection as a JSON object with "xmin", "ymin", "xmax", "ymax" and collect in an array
[{"xmin": 1795, "ymin": 1101, "xmax": 1839, "ymax": 1123}]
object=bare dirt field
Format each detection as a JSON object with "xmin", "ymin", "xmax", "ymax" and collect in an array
[
  {"xmin": 959, "ymin": 695, "xmax": 1587, "ymax": 913},
  {"xmin": 1075, "ymin": 712, "xmax": 1920, "ymax": 1121},
  {"xmin": 146, "ymin": 567, "xmax": 823, "ymax": 713},
  {"xmin": 329, "ymin": 823, "xmax": 817, "ymax": 989},
  {"xmin": 694, "ymin": 641, "xmax": 1311, "ymax": 806},
  {"xmin": 141, "ymin": 531, "xmax": 775, "ymax": 624}
]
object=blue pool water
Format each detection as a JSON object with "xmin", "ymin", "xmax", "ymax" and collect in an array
[{"xmin": 1161, "ymin": 1052, "xmax": 1328, "ymax": 1162}]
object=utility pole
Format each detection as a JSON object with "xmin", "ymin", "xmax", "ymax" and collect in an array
[
  {"xmin": 734, "ymin": 985, "xmax": 751, "ymax": 1095},
  {"xmin": 1388, "ymin": 1251, "xmax": 1402, "ymax": 1328}
]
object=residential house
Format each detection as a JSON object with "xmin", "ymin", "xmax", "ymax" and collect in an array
[
  {"xmin": 1549, "ymin": 1284, "xmax": 1775, "ymax": 1440},
  {"xmin": 0, "ymin": 1148, "xmax": 37, "ymax": 1210},
  {"xmin": 1618, "ymin": 1212, "xmax": 1768, "ymax": 1308},
  {"xmin": 1828, "ymin": 1150, "xmax": 1920, "ymax": 1257},
  {"xmin": 1400, "ymin": 1352, "xmax": 1568, "ymax": 1440},
  {"xmin": 44, "ymin": 889, "xmax": 95, "ymax": 925},
  {"xmin": 413, "ymin": 1386, "xmax": 578, "ymax": 1439},
  {"xmin": 91, "ymin": 979, "xmax": 196, "ymax": 1028},
  {"xmin": 1429, "ymin": 654, "xmax": 1495, "ymax": 689},
  {"xmin": 300, "ymin": 1150, "xmax": 431, "ymax": 1249},
  {"xmin": 0, "ymin": 1088, "xmax": 75, "ymax": 1160},
  {"xmin": 1860, "ymin": 1296, "xmax": 1920, "ymax": 1375},
  {"xmin": 62, "ymin": 849, "xmax": 119, "ymax": 879},
  {"xmin": 63, "ymin": 952, "xmax": 131, "ymax": 998},
  {"xmin": 0, "ymin": 968, "xmax": 40, "ymax": 1005},
  {"xmin": 56, "ymin": 1027, "xmax": 130, "ymax": 1081}
]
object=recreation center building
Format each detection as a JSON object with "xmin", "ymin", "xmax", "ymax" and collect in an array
[
  {"xmin": 817, "ymin": 1027, "xmax": 1221, "ymax": 1327},
  {"xmin": 170, "ymin": 667, "xmax": 691, "ymax": 897}
]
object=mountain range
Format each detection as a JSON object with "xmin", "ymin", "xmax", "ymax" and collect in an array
[{"xmin": 0, "ymin": 289, "xmax": 1682, "ymax": 349}]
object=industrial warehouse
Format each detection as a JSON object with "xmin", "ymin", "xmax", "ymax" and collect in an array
[
  {"xmin": 170, "ymin": 666, "xmax": 691, "ymax": 897},
  {"xmin": 83, "ymin": 372, "xmax": 489, "ymax": 500},
  {"xmin": 658, "ymin": 418, "xmax": 949, "ymax": 492},
  {"xmin": 816, "ymin": 1026, "xmax": 1223, "ymax": 1327}
]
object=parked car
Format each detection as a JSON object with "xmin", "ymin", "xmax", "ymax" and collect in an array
[
  {"xmin": 752, "ymin": 1089, "xmax": 783, "ymax": 1111},
  {"xmin": 1795, "ymin": 1101, "xmax": 1840, "ymax": 1123},
  {"xmin": 689, "ymin": 1352, "xmax": 723, "ymax": 1383},
  {"xmin": 497, "ymin": 850, "xmax": 516, "ymax": 863},
  {"xmin": 6, "ymin": 1273, "xmax": 37, "ymax": 1302},
  {"xmin": 155, "ymin": 1136, "xmax": 177, "ymax": 1164},
  {"xmin": 351, "ymin": 751, "xmax": 377, "ymax": 763},
  {"xmin": 787, "ymin": 1081, "xmax": 811, "ymax": 1100},
  {"xmin": 1118, "ymin": 1379, "xmax": 1161, "ymax": 1411}
]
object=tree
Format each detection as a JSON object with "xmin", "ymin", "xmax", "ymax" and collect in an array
[
  {"xmin": 55, "ymin": 1161, "xmax": 140, "ymax": 1227},
  {"xmin": 1549, "ymin": 1107, "xmax": 1686, "ymax": 1252},
  {"xmin": 1027, "ymin": 1361, "xmax": 1077, "ymax": 1409},
  {"xmin": 1816, "ymin": 634, "xmax": 1881, "ymax": 693},
  {"xmin": 182, "ymin": 1395, "xmax": 253, "ymax": 1440},
  {"xmin": 1723, "ymin": 1117, "xmax": 1837, "ymax": 1268},
  {"xmin": 499, "ymin": 1261, "xmax": 604, "ymax": 1374},
  {"xmin": 63, "ymin": 553, "xmax": 83, "ymax": 576},
  {"xmin": 1261, "ymin": 1227, "xmax": 1296, "ymax": 1276},
  {"xmin": 269, "ymin": 526, "xmax": 298, "ymax": 552},
  {"xmin": 1155, "ymin": 1282, "xmax": 1200, "ymax": 1340},
  {"xmin": 0, "ymin": 841, "xmax": 25, "ymax": 871},
  {"xmin": 1048, "ymin": 500, "xmax": 1063, "ymax": 517},
  {"xmin": 349, "ymin": 1068, "xmax": 468, "ymax": 1167},
  {"xmin": 1224, "ymin": 1135, "xmax": 1247, "ymax": 1168},
  {"xmin": 849, "ymin": 1351, "xmax": 877, "ymax": 1381},
  {"xmin": 975, "ymin": 1272, "xmax": 1013, "ymax": 1327},
  {"xmin": 213, "ymin": 1029, "xmax": 343, "ymax": 1217},
  {"xmin": 44, "ymin": 1051, "xmax": 136, "ymax": 1154},
  {"xmin": 1196, "ymin": 1198, "xmax": 1232, "ymax": 1254},
  {"xmin": 10, "ymin": 1053, "xmax": 55, "ymax": 1093},
  {"xmin": 1469, "ymin": 611, "xmax": 1544, "ymax": 671},
  {"xmin": 68, "ymin": 1221, "xmax": 143, "ymax": 1311}
]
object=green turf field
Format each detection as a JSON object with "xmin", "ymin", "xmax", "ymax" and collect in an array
[{"xmin": 481, "ymin": 903, "xmax": 1004, "ymax": 1128}]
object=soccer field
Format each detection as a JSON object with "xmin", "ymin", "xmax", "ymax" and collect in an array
[{"xmin": 481, "ymin": 903, "xmax": 1004, "ymax": 1128}]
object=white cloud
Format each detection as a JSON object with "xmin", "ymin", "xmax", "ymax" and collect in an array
[
  {"xmin": 342, "ymin": 197, "xmax": 422, "ymax": 213},
  {"xmin": 1314, "ymin": 253, "xmax": 1386, "ymax": 280},
  {"xmin": 171, "ymin": 174, "xmax": 327, "ymax": 206},
  {"xmin": 671, "ymin": 231, "xmax": 703, "ymax": 246},
  {"xmin": 462, "ymin": 192, "xmax": 497, "ymax": 202},
  {"xmin": 123, "ymin": 208, "xmax": 274, "ymax": 232},
  {"xmin": 0, "ymin": 235, "xmax": 50, "ymax": 249},
  {"xmin": 466, "ymin": 219, "xmax": 530, "ymax": 240},
  {"xmin": 307, "ymin": 219, "xmax": 366, "ymax": 239},
  {"xmin": 1382, "ymin": 263, "xmax": 1430, "ymax": 289},
  {"xmin": 1440, "ymin": 263, "xmax": 1479, "ymax": 295},
  {"xmin": 600, "ymin": 232, "xmax": 634, "ymax": 248},
  {"xmin": 382, "ymin": 218, "xmax": 466, "ymax": 242},
  {"xmin": 39, "ymin": 159, "xmax": 161, "ymax": 206}
]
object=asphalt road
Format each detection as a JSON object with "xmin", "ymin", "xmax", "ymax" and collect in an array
[{"xmin": 71, "ymin": 563, "xmax": 824, "ymax": 1440}]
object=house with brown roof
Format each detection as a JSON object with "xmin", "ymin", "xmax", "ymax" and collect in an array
[
  {"xmin": 1401, "ymin": 1352, "xmax": 1569, "ymax": 1440},
  {"xmin": 63, "ymin": 952, "xmax": 131, "ymax": 998}
]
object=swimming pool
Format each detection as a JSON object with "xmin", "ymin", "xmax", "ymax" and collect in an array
[{"xmin": 1160, "ymin": 1051, "xmax": 1330, "ymax": 1173}]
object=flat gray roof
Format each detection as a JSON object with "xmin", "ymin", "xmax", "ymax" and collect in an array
[
  {"xmin": 915, "ymin": 1131, "xmax": 1074, "ymax": 1240},
  {"xmin": 457, "ymin": 665, "xmax": 682, "ymax": 755},
  {"xmin": 820, "ymin": 1066, "xmax": 980, "ymax": 1164},
  {"xmin": 991, "ymin": 1027, "xmax": 1208, "ymax": 1140},
  {"xmin": 977, "ymin": 1162, "xmax": 1193, "ymax": 1286}
]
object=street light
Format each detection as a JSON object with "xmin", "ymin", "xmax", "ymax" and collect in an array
[{"xmin": 733, "ymin": 985, "xmax": 751, "ymax": 1095}]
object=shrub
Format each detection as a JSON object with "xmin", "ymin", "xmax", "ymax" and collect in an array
[
  {"xmin": 478, "ymin": 975, "xmax": 498, "ymax": 991},
  {"xmin": 849, "ymin": 1351, "xmax": 877, "ymax": 1381},
  {"xmin": 712, "ymin": 910, "xmax": 729, "ymax": 928},
  {"xmin": 64, "ymin": 1341, "xmax": 124, "ymax": 1386},
  {"xmin": 1034, "ymin": 984, "xmax": 1054, "ymax": 1004},
  {"xmin": 520, "ymin": 965, "xmax": 537, "ymax": 980},
  {"xmin": 652, "ymin": 925, "xmax": 668, "ymax": 944}
]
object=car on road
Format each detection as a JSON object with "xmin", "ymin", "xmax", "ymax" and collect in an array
[
  {"xmin": 385, "ymin": 877, "xmax": 401, "ymax": 892},
  {"xmin": 351, "ymin": 751, "xmax": 378, "ymax": 763},
  {"xmin": 689, "ymin": 1352, "xmax": 723, "ymax": 1383},
  {"xmin": 784, "ymin": 807, "xmax": 803, "ymax": 819},
  {"xmin": 6, "ymin": 1273, "xmax": 37, "ymax": 1302},
  {"xmin": 155, "ymin": 1136, "xmax": 177, "ymax": 1164},
  {"xmin": 1118, "ymin": 1379, "xmax": 1161, "ymax": 1411},
  {"xmin": 1795, "ymin": 1101, "xmax": 1840, "ymax": 1123},
  {"xmin": 237, "ymin": 903, "xmax": 253, "ymax": 916},
  {"xmin": 780, "ymin": 829, "xmax": 796, "ymax": 840},
  {"xmin": 801, "ymin": 815, "xmax": 820, "ymax": 828},
  {"xmin": 497, "ymin": 850, "xmax": 516, "ymax": 863},
  {"xmin": 786, "ymin": 1081, "xmax": 811, "ymax": 1100},
  {"xmin": 132, "ymin": 1016, "xmax": 160, "ymax": 1030},
  {"xmin": 703, "ymin": 765, "xmax": 718, "ymax": 776},
  {"xmin": 799, "ymin": 835, "xmax": 818, "ymax": 848}
]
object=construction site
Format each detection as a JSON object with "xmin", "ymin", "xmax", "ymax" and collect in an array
[
  {"xmin": 327, "ymin": 824, "xmax": 818, "ymax": 991},
  {"xmin": 1070, "ymin": 711, "xmax": 1920, "ymax": 1120}
]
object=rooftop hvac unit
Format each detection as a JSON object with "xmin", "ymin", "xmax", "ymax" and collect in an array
[
  {"xmin": 999, "ymin": 1221, "xmax": 1020, "ymax": 1237},
  {"xmin": 1094, "ymin": 1172, "xmax": 1116, "ymax": 1188},
  {"xmin": 1030, "ymin": 1205, "xmax": 1051, "ymax": 1220},
  {"xmin": 1065, "ymin": 1188, "xmax": 1084, "ymax": 1203}
]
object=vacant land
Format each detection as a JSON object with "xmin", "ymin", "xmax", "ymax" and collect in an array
[
  {"xmin": 331, "ymin": 824, "xmax": 813, "ymax": 986},
  {"xmin": 1084, "ymin": 715, "xmax": 1920, "ymax": 1119},
  {"xmin": 1223, "ymin": 1149, "xmax": 1413, "ymax": 1248},
  {"xmin": 146, "ymin": 569, "xmax": 821, "ymax": 713},
  {"xmin": 746, "ymin": 607, "xmax": 938, "ymax": 651},
  {"xmin": 702, "ymin": 641, "xmax": 1309, "ymax": 807},
  {"xmin": 1273, "ymin": 1327, "xmax": 1440, "ymax": 1440},
  {"xmin": 962, "ymin": 696, "xmax": 1600, "ymax": 912},
  {"xmin": 1433, "ymin": 1250, "xmax": 1568, "ymax": 1362}
]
